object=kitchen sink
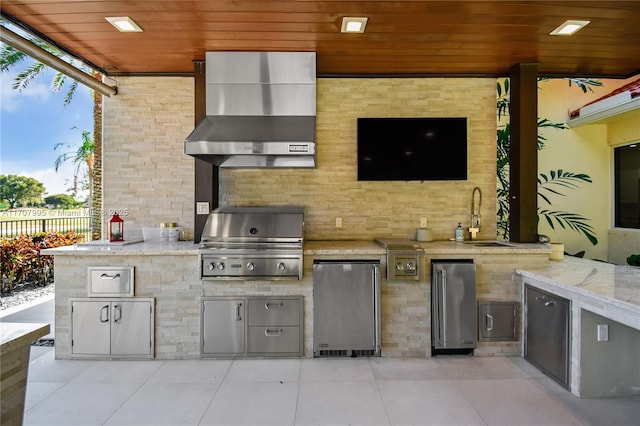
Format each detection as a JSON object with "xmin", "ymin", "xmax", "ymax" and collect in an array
[{"xmin": 465, "ymin": 241, "xmax": 513, "ymax": 247}]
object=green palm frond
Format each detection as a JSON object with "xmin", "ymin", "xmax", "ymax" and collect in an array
[
  {"xmin": 13, "ymin": 61, "xmax": 47, "ymax": 91},
  {"xmin": 538, "ymin": 170, "xmax": 592, "ymax": 205},
  {"xmin": 539, "ymin": 209, "xmax": 598, "ymax": 245},
  {"xmin": 0, "ymin": 46, "xmax": 29, "ymax": 72}
]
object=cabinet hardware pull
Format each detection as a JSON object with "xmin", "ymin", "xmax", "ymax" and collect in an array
[
  {"xmin": 265, "ymin": 301, "xmax": 283, "ymax": 309},
  {"xmin": 113, "ymin": 304, "xmax": 122, "ymax": 322},
  {"xmin": 265, "ymin": 328, "xmax": 283, "ymax": 337},
  {"xmin": 486, "ymin": 314, "xmax": 494, "ymax": 331},
  {"xmin": 535, "ymin": 296, "xmax": 557, "ymax": 307},
  {"xmin": 100, "ymin": 273, "xmax": 121, "ymax": 279},
  {"xmin": 100, "ymin": 304, "xmax": 110, "ymax": 322},
  {"xmin": 235, "ymin": 303, "xmax": 242, "ymax": 321}
]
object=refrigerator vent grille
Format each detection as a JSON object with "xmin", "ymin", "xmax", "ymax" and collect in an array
[{"xmin": 317, "ymin": 349, "xmax": 376, "ymax": 358}]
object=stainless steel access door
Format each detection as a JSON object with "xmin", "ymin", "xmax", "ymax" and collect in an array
[
  {"xmin": 110, "ymin": 301, "xmax": 153, "ymax": 355},
  {"xmin": 202, "ymin": 299, "xmax": 245, "ymax": 355},
  {"xmin": 313, "ymin": 260, "xmax": 381, "ymax": 356}
]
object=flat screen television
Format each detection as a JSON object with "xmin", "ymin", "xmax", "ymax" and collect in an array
[{"xmin": 357, "ymin": 117, "xmax": 468, "ymax": 181}]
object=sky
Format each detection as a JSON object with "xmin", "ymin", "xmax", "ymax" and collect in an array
[{"xmin": 0, "ymin": 58, "xmax": 94, "ymax": 200}]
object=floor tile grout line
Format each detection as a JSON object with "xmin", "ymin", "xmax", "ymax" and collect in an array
[
  {"xmin": 197, "ymin": 358, "xmax": 234, "ymax": 426},
  {"xmin": 292, "ymin": 357, "xmax": 303, "ymax": 425},
  {"xmin": 96, "ymin": 358, "xmax": 166, "ymax": 425},
  {"xmin": 449, "ymin": 377, "xmax": 519, "ymax": 426},
  {"xmin": 369, "ymin": 358, "xmax": 394, "ymax": 426}
]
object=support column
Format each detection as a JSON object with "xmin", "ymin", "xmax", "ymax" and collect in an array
[
  {"xmin": 193, "ymin": 60, "xmax": 217, "ymax": 243},
  {"xmin": 509, "ymin": 63, "xmax": 539, "ymax": 243}
]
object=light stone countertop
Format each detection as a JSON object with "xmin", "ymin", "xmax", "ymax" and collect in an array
[
  {"xmin": 1, "ymin": 323, "xmax": 50, "ymax": 354},
  {"xmin": 42, "ymin": 239, "xmax": 550, "ymax": 256},
  {"xmin": 304, "ymin": 239, "xmax": 549, "ymax": 255},
  {"xmin": 517, "ymin": 256, "xmax": 640, "ymax": 330},
  {"xmin": 41, "ymin": 240, "xmax": 200, "ymax": 255},
  {"xmin": 304, "ymin": 240, "xmax": 385, "ymax": 255}
]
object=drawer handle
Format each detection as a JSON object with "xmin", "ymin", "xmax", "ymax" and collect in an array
[
  {"xmin": 265, "ymin": 302, "xmax": 284, "ymax": 310},
  {"xmin": 100, "ymin": 273, "xmax": 121, "ymax": 279},
  {"xmin": 265, "ymin": 328, "xmax": 283, "ymax": 337}
]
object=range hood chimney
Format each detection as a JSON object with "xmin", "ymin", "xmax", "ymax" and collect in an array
[{"xmin": 184, "ymin": 52, "xmax": 316, "ymax": 168}]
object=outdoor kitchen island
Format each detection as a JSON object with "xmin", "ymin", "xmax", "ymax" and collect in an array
[
  {"xmin": 516, "ymin": 258, "xmax": 640, "ymax": 398},
  {"xmin": 44, "ymin": 240, "xmax": 550, "ymax": 360}
]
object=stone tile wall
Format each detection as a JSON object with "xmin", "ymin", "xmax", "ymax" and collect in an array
[
  {"xmin": 222, "ymin": 77, "xmax": 497, "ymax": 241},
  {"xmin": 102, "ymin": 76, "xmax": 496, "ymax": 241},
  {"xmin": 102, "ymin": 77, "xmax": 195, "ymax": 240}
]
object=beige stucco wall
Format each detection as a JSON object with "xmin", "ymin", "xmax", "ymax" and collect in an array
[
  {"xmin": 537, "ymin": 77, "xmax": 640, "ymax": 261},
  {"xmin": 102, "ymin": 76, "xmax": 496, "ymax": 242}
]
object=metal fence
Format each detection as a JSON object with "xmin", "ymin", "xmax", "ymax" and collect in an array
[{"xmin": 0, "ymin": 216, "xmax": 91, "ymax": 240}]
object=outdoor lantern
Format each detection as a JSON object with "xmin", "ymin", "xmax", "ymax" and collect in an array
[{"xmin": 109, "ymin": 213, "xmax": 124, "ymax": 242}]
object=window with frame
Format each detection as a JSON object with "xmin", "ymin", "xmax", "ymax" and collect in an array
[{"xmin": 614, "ymin": 143, "xmax": 640, "ymax": 229}]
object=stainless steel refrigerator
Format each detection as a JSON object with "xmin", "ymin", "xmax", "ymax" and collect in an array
[
  {"xmin": 313, "ymin": 260, "xmax": 381, "ymax": 357},
  {"xmin": 431, "ymin": 260, "xmax": 477, "ymax": 351}
]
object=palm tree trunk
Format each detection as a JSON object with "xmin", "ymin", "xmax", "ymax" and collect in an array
[{"xmin": 91, "ymin": 74, "xmax": 103, "ymax": 240}]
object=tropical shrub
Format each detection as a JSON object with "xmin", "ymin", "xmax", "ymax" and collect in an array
[
  {"xmin": 627, "ymin": 254, "xmax": 640, "ymax": 267},
  {"xmin": 0, "ymin": 231, "xmax": 84, "ymax": 294}
]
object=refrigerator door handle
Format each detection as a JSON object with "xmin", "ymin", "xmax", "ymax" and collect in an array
[
  {"xmin": 433, "ymin": 266, "xmax": 445, "ymax": 346},
  {"xmin": 373, "ymin": 264, "xmax": 381, "ymax": 354},
  {"xmin": 441, "ymin": 269, "xmax": 447, "ymax": 344}
]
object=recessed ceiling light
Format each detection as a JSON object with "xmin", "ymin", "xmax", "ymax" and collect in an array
[
  {"xmin": 550, "ymin": 20, "xmax": 590, "ymax": 36},
  {"xmin": 341, "ymin": 17, "xmax": 368, "ymax": 33},
  {"xmin": 106, "ymin": 16, "xmax": 143, "ymax": 32}
]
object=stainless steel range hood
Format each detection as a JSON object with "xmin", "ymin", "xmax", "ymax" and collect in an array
[{"xmin": 184, "ymin": 52, "xmax": 316, "ymax": 168}]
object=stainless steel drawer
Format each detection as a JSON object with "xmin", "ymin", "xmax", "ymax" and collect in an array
[
  {"xmin": 247, "ymin": 298, "xmax": 301, "ymax": 326},
  {"xmin": 247, "ymin": 326, "xmax": 301, "ymax": 354},
  {"xmin": 87, "ymin": 266, "xmax": 134, "ymax": 297}
]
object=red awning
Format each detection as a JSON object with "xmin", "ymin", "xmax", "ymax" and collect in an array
[{"xmin": 569, "ymin": 78, "xmax": 640, "ymax": 118}]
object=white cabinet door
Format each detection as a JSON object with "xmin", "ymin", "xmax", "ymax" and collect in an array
[
  {"xmin": 202, "ymin": 299, "xmax": 245, "ymax": 355},
  {"xmin": 71, "ymin": 300, "xmax": 111, "ymax": 355},
  {"xmin": 111, "ymin": 301, "xmax": 153, "ymax": 355}
]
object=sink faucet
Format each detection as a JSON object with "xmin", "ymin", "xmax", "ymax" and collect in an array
[{"xmin": 470, "ymin": 187, "xmax": 482, "ymax": 239}]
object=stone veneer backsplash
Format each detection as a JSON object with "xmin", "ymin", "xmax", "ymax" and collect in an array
[{"xmin": 104, "ymin": 76, "xmax": 497, "ymax": 241}]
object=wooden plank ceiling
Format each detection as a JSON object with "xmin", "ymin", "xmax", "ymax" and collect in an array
[{"xmin": 1, "ymin": 1, "xmax": 639, "ymax": 77}]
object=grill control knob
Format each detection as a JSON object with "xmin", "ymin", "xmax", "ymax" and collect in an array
[
  {"xmin": 396, "ymin": 262, "xmax": 404, "ymax": 271},
  {"xmin": 207, "ymin": 262, "xmax": 216, "ymax": 271},
  {"xmin": 247, "ymin": 262, "xmax": 255, "ymax": 271},
  {"xmin": 217, "ymin": 262, "xmax": 225, "ymax": 270},
  {"xmin": 277, "ymin": 262, "xmax": 286, "ymax": 271}
]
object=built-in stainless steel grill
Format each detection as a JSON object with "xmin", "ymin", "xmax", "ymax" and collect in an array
[{"xmin": 199, "ymin": 206, "xmax": 304, "ymax": 280}]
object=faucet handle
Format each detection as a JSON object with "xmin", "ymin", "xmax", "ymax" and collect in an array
[{"xmin": 469, "ymin": 227, "xmax": 480, "ymax": 240}]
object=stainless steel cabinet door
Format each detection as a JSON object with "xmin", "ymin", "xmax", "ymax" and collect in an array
[
  {"xmin": 313, "ymin": 261, "xmax": 379, "ymax": 352},
  {"xmin": 202, "ymin": 299, "xmax": 245, "ymax": 354},
  {"xmin": 525, "ymin": 286, "xmax": 570, "ymax": 388},
  {"xmin": 110, "ymin": 301, "xmax": 152, "ymax": 355},
  {"xmin": 71, "ymin": 300, "xmax": 111, "ymax": 355}
]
